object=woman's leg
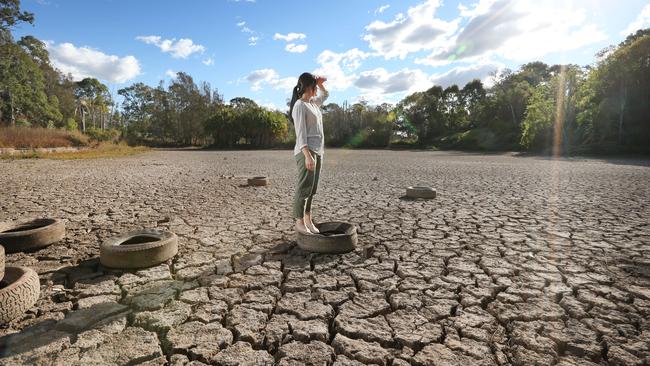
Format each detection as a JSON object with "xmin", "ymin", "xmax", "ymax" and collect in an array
[
  {"xmin": 304, "ymin": 153, "xmax": 322, "ymax": 233},
  {"xmin": 293, "ymin": 152, "xmax": 316, "ymax": 230}
]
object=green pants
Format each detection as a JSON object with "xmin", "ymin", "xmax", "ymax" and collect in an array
[{"xmin": 293, "ymin": 150, "xmax": 322, "ymax": 218}]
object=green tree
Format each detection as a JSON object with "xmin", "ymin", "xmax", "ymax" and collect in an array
[
  {"xmin": 118, "ymin": 82, "xmax": 155, "ymax": 140},
  {"xmin": 75, "ymin": 77, "xmax": 112, "ymax": 131},
  {"xmin": 574, "ymin": 29, "xmax": 650, "ymax": 152},
  {"xmin": 520, "ymin": 81, "xmax": 554, "ymax": 149},
  {"xmin": 204, "ymin": 104, "xmax": 236, "ymax": 147},
  {"xmin": 18, "ymin": 35, "xmax": 76, "ymax": 126},
  {"xmin": 0, "ymin": 42, "xmax": 61, "ymax": 126},
  {"xmin": 461, "ymin": 79, "xmax": 487, "ymax": 129},
  {"xmin": 0, "ymin": 0, "xmax": 33, "ymax": 42},
  {"xmin": 520, "ymin": 65, "xmax": 584, "ymax": 152}
]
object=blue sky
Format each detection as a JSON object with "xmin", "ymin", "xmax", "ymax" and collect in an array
[{"xmin": 14, "ymin": 0, "xmax": 650, "ymax": 110}]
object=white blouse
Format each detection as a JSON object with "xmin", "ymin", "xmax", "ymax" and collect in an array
[{"xmin": 292, "ymin": 89, "xmax": 329, "ymax": 156}]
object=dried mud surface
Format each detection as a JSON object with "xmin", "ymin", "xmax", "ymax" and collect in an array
[{"xmin": 0, "ymin": 149, "xmax": 649, "ymax": 365}]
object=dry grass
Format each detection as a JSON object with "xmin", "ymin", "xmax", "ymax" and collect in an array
[
  {"xmin": 0, "ymin": 127, "xmax": 89, "ymax": 148},
  {"xmin": 1, "ymin": 143, "xmax": 150, "ymax": 160}
]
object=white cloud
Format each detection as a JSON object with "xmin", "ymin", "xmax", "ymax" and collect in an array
[
  {"xmin": 46, "ymin": 41, "xmax": 141, "ymax": 83},
  {"xmin": 274, "ymin": 32, "xmax": 308, "ymax": 53},
  {"xmin": 244, "ymin": 68, "xmax": 297, "ymax": 92},
  {"xmin": 621, "ymin": 4, "xmax": 650, "ymax": 36},
  {"xmin": 363, "ymin": 0, "xmax": 459, "ymax": 59},
  {"xmin": 313, "ymin": 48, "xmax": 372, "ymax": 91},
  {"xmin": 165, "ymin": 69, "xmax": 177, "ymax": 78},
  {"xmin": 257, "ymin": 101, "xmax": 279, "ymax": 111},
  {"xmin": 202, "ymin": 57, "xmax": 214, "ymax": 66},
  {"xmin": 332, "ymin": 60, "xmax": 502, "ymax": 105},
  {"xmin": 354, "ymin": 67, "xmax": 432, "ymax": 95},
  {"xmin": 352, "ymin": 63, "xmax": 505, "ymax": 105},
  {"xmin": 430, "ymin": 61, "xmax": 504, "ymax": 88},
  {"xmin": 285, "ymin": 43, "xmax": 308, "ymax": 53},
  {"xmin": 418, "ymin": 0, "xmax": 607, "ymax": 65},
  {"xmin": 273, "ymin": 32, "xmax": 306, "ymax": 42},
  {"xmin": 457, "ymin": 0, "xmax": 495, "ymax": 18},
  {"xmin": 136, "ymin": 35, "xmax": 205, "ymax": 59},
  {"xmin": 237, "ymin": 21, "xmax": 260, "ymax": 46},
  {"xmin": 236, "ymin": 21, "xmax": 253, "ymax": 34},
  {"xmin": 374, "ymin": 4, "xmax": 390, "ymax": 14},
  {"xmin": 352, "ymin": 92, "xmax": 402, "ymax": 106}
]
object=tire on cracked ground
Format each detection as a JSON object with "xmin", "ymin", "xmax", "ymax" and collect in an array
[
  {"xmin": 0, "ymin": 245, "xmax": 4, "ymax": 282},
  {"xmin": 296, "ymin": 222, "xmax": 357, "ymax": 254},
  {"xmin": 406, "ymin": 186, "xmax": 436, "ymax": 199},
  {"xmin": 100, "ymin": 230, "xmax": 178, "ymax": 269},
  {"xmin": 0, "ymin": 218, "xmax": 65, "ymax": 254},
  {"xmin": 0, "ymin": 266, "xmax": 40, "ymax": 324},
  {"xmin": 247, "ymin": 176, "xmax": 268, "ymax": 186}
]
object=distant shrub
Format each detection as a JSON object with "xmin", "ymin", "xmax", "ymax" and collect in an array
[
  {"xmin": 64, "ymin": 118, "xmax": 78, "ymax": 131},
  {"xmin": 388, "ymin": 140, "xmax": 419, "ymax": 149},
  {"xmin": 66, "ymin": 131, "xmax": 90, "ymax": 147},
  {"xmin": 85, "ymin": 128, "xmax": 121, "ymax": 143},
  {"xmin": 439, "ymin": 128, "xmax": 498, "ymax": 151},
  {"xmin": 16, "ymin": 117, "xmax": 30, "ymax": 128}
]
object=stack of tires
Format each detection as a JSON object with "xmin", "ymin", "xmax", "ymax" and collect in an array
[{"xmin": 0, "ymin": 218, "xmax": 65, "ymax": 324}]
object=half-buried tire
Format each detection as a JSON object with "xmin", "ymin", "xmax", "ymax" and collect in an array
[
  {"xmin": 296, "ymin": 222, "xmax": 357, "ymax": 254},
  {"xmin": 406, "ymin": 186, "xmax": 436, "ymax": 199},
  {"xmin": 0, "ymin": 218, "xmax": 65, "ymax": 253},
  {"xmin": 0, "ymin": 266, "xmax": 40, "ymax": 324},
  {"xmin": 100, "ymin": 230, "xmax": 178, "ymax": 269},
  {"xmin": 248, "ymin": 176, "xmax": 268, "ymax": 186},
  {"xmin": 0, "ymin": 245, "xmax": 4, "ymax": 281}
]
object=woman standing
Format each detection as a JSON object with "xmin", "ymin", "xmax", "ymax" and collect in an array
[{"xmin": 289, "ymin": 72, "xmax": 328, "ymax": 234}]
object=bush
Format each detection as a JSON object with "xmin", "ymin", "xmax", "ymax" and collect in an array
[
  {"xmin": 64, "ymin": 118, "xmax": 78, "ymax": 131},
  {"xmin": 16, "ymin": 117, "xmax": 30, "ymax": 128},
  {"xmin": 438, "ymin": 128, "xmax": 498, "ymax": 150},
  {"xmin": 85, "ymin": 128, "xmax": 121, "ymax": 143}
]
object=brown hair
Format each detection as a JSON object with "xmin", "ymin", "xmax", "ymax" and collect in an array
[{"xmin": 289, "ymin": 72, "xmax": 318, "ymax": 124}]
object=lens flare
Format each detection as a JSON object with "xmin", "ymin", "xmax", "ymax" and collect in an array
[
  {"xmin": 547, "ymin": 65, "xmax": 568, "ymax": 263},
  {"xmin": 553, "ymin": 65, "xmax": 567, "ymax": 158}
]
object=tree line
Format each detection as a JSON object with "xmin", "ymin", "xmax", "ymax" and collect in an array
[
  {"xmin": 118, "ymin": 77, "xmax": 288, "ymax": 147},
  {"xmin": 1, "ymin": 0, "xmax": 648, "ymax": 153},
  {"xmin": 322, "ymin": 29, "xmax": 648, "ymax": 154}
]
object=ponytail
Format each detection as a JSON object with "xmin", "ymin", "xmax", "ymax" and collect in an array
[{"xmin": 289, "ymin": 83, "xmax": 302, "ymax": 125}]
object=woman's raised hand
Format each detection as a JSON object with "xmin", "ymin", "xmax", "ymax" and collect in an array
[{"xmin": 316, "ymin": 76, "xmax": 327, "ymax": 87}]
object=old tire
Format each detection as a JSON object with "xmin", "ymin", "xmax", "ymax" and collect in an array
[
  {"xmin": 0, "ymin": 245, "xmax": 4, "ymax": 281},
  {"xmin": 296, "ymin": 222, "xmax": 357, "ymax": 254},
  {"xmin": 0, "ymin": 266, "xmax": 40, "ymax": 324},
  {"xmin": 247, "ymin": 176, "xmax": 268, "ymax": 186},
  {"xmin": 100, "ymin": 230, "xmax": 178, "ymax": 269},
  {"xmin": 0, "ymin": 218, "xmax": 65, "ymax": 253},
  {"xmin": 406, "ymin": 186, "xmax": 436, "ymax": 199}
]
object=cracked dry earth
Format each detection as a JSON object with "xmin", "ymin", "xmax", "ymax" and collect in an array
[{"xmin": 0, "ymin": 149, "xmax": 649, "ymax": 366}]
